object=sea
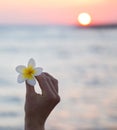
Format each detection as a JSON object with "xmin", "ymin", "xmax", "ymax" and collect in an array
[{"xmin": 0, "ymin": 25, "xmax": 117, "ymax": 130}]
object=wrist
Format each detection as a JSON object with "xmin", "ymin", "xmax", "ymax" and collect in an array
[
  {"xmin": 25, "ymin": 116, "xmax": 45, "ymax": 130},
  {"xmin": 25, "ymin": 123, "xmax": 45, "ymax": 130},
  {"xmin": 25, "ymin": 125, "xmax": 44, "ymax": 130}
]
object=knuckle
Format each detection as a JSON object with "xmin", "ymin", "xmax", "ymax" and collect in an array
[
  {"xmin": 55, "ymin": 95, "xmax": 61, "ymax": 103},
  {"xmin": 46, "ymin": 94, "xmax": 60, "ymax": 104},
  {"xmin": 51, "ymin": 95, "xmax": 60, "ymax": 103},
  {"xmin": 53, "ymin": 79, "xmax": 58, "ymax": 85},
  {"xmin": 55, "ymin": 79, "xmax": 58, "ymax": 84}
]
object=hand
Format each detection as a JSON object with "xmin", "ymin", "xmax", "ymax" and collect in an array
[{"xmin": 25, "ymin": 72, "xmax": 60, "ymax": 130}]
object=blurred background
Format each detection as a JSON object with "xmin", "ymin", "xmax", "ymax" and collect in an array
[{"xmin": 0, "ymin": 0, "xmax": 117, "ymax": 130}]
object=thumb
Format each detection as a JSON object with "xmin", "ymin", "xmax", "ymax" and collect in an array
[{"xmin": 25, "ymin": 81, "xmax": 36, "ymax": 95}]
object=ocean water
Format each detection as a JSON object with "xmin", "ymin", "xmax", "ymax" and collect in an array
[{"xmin": 0, "ymin": 25, "xmax": 117, "ymax": 130}]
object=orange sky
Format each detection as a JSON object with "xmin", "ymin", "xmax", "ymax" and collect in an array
[{"xmin": 0, "ymin": 0, "xmax": 117, "ymax": 25}]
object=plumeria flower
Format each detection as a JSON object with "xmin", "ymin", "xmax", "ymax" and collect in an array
[{"xmin": 16, "ymin": 58, "xmax": 43, "ymax": 86}]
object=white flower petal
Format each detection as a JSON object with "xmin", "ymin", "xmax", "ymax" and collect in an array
[
  {"xmin": 16, "ymin": 65, "xmax": 26, "ymax": 73},
  {"xmin": 17, "ymin": 74, "xmax": 25, "ymax": 83},
  {"xmin": 28, "ymin": 58, "xmax": 35, "ymax": 67},
  {"xmin": 34, "ymin": 67, "xmax": 43, "ymax": 76},
  {"xmin": 27, "ymin": 78, "xmax": 36, "ymax": 86}
]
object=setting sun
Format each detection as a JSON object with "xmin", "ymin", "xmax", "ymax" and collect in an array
[{"xmin": 77, "ymin": 13, "xmax": 92, "ymax": 26}]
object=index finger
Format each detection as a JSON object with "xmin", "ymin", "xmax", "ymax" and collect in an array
[{"xmin": 35, "ymin": 73, "xmax": 55, "ymax": 97}]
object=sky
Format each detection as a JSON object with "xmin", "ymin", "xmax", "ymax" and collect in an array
[{"xmin": 0, "ymin": 0, "xmax": 117, "ymax": 25}]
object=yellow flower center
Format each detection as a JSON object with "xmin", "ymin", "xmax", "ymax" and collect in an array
[{"xmin": 22, "ymin": 66, "xmax": 35, "ymax": 79}]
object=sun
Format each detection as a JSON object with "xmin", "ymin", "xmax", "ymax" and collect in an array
[{"xmin": 77, "ymin": 12, "xmax": 92, "ymax": 26}]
